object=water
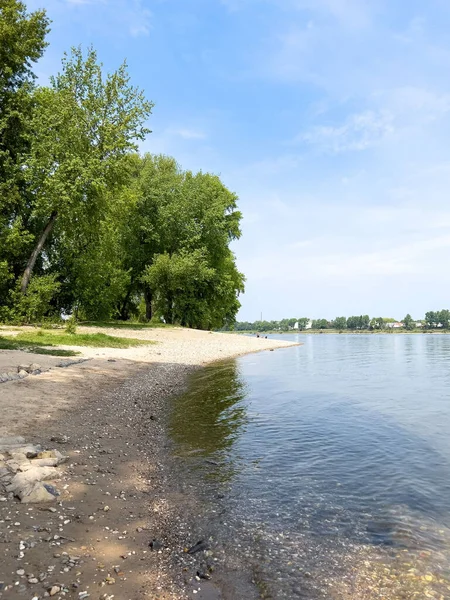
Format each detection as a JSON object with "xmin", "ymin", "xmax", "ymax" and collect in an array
[{"xmin": 169, "ymin": 334, "xmax": 450, "ymax": 598}]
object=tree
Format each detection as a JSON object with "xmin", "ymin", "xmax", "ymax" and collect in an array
[
  {"xmin": 312, "ymin": 319, "xmax": 328, "ymax": 330},
  {"xmin": 20, "ymin": 46, "xmax": 153, "ymax": 294},
  {"xmin": 122, "ymin": 154, "xmax": 244, "ymax": 328},
  {"xmin": 0, "ymin": 1, "xmax": 50, "ymax": 309},
  {"xmin": 370, "ymin": 317, "xmax": 384, "ymax": 330},
  {"xmin": 438, "ymin": 309, "xmax": 450, "ymax": 329},
  {"xmin": 333, "ymin": 316, "xmax": 347, "ymax": 330},
  {"xmin": 297, "ymin": 317, "xmax": 309, "ymax": 331},
  {"xmin": 425, "ymin": 311, "xmax": 438, "ymax": 329},
  {"xmin": 403, "ymin": 314, "xmax": 414, "ymax": 330}
]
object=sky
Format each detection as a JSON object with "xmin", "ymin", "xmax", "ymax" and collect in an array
[{"xmin": 27, "ymin": 0, "xmax": 450, "ymax": 321}]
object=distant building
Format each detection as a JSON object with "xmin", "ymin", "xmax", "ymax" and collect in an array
[
  {"xmin": 415, "ymin": 322, "xmax": 423, "ymax": 328},
  {"xmin": 386, "ymin": 322, "xmax": 404, "ymax": 329},
  {"xmin": 305, "ymin": 319, "xmax": 313, "ymax": 330}
]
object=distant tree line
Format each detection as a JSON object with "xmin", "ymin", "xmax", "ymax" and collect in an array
[{"xmin": 230, "ymin": 311, "xmax": 450, "ymax": 332}]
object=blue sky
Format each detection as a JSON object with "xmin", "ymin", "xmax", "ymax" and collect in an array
[{"xmin": 28, "ymin": 0, "xmax": 450, "ymax": 321}]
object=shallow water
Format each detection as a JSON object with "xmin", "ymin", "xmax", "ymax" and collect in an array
[{"xmin": 169, "ymin": 334, "xmax": 450, "ymax": 598}]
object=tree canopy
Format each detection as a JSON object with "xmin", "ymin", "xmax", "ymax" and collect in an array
[{"xmin": 0, "ymin": 3, "xmax": 245, "ymax": 329}]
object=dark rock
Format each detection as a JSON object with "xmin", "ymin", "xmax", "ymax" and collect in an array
[
  {"xmin": 187, "ymin": 540, "xmax": 209, "ymax": 554},
  {"xmin": 149, "ymin": 539, "xmax": 163, "ymax": 551},
  {"xmin": 50, "ymin": 435, "xmax": 69, "ymax": 444},
  {"xmin": 197, "ymin": 570, "xmax": 211, "ymax": 580}
]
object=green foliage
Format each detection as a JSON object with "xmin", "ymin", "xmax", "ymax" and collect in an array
[
  {"xmin": 13, "ymin": 330, "xmax": 153, "ymax": 348},
  {"xmin": 5, "ymin": 274, "xmax": 60, "ymax": 323},
  {"xmin": 425, "ymin": 310, "xmax": 450, "ymax": 329},
  {"xmin": 297, "ymin": 317, "xmax": 309, "ymax": 331},
  {"xmin": 0, "ymin": 1, "xmax": 50, "ymax": 309},
  {"xmin": 346, "ymin": 315, "xmax": 370, "ymax": 330},
  {"xmin": 312, "ymin": 319, "xmax": 329, "ymax": 330},
  {"xmin": 403, "ymin": 314, "xmax": 414, "ymax": 331},
  {"xmin": 65, "ymin": 316, "xmax": 77, "ymax": 334},
  {"xmin": 333, "ymin": 316, "xmax": 347, "ymax": 329},
  {"xmin": 0, "ymin": 9, "xmax": 243, "ymax": 330}
]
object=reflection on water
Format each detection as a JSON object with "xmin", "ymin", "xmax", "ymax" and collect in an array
[
  {"xmin": 169, "ymin": 335, "xmax": 450, "ymax": 598},
  {"xmin": 169, "ymin": 362, "xmax": 248, "ymax": 482}
]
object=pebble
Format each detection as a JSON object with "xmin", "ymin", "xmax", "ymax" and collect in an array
[
  {"xmin": 49, "ymin": 585, "xmax": 60, "ymax": 596},
  {"xmin": 28, "ymin": 578, "xmax": 39, "ymax": 584}
]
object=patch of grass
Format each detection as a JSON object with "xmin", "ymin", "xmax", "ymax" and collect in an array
[
  {"xmin": 0, "ymin": 335, "xmax": 80, "ymax": 357},
  {"xmin": 14, "ymin": 330, "xmax": 153, "ymax": 348}
]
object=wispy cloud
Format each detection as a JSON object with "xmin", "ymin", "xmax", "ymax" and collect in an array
[
  {"xmin": 300, "ymin": 110, "xmax": 395, "ymax": 153},
  {"xmin": 170, "ymin": 128, "xmax": 207, "ymax": 140}
]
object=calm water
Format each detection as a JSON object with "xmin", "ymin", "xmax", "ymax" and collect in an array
[{"xmin": 169, "ymin": 335, "xmax": 450, "ymax": 599}]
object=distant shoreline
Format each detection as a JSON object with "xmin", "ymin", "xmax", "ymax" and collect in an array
[{"xmin": 232, "ymin": 329, "xmax": 450, "ymax": 335}]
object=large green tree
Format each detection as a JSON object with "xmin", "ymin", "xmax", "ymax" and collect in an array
[
  {"xmin": 20, "ymin": 46, "xmax": 153, "ymax": 295},
  {"xmin": 118, "ymin": 154, "xmax": 244, "ymax": 328},
  {"xmin": 0, "ymin": 0, "xmax": 49, "ymax": 308}
]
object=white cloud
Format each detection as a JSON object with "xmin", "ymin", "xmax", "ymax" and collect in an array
[
  {"xmin": 300, "ymin": 110, "xmax": 395, "ymax": 153},
  {"xmin": 171, "ymin": 128, "xmax": 207, "ymax": 140}
]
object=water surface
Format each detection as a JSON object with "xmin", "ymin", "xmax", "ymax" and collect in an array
[{"xmin": 169, "ymin": 334, "xmax": 450, "ymax": 598}]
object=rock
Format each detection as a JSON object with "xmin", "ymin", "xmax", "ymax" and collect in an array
[
  {"xmin": 28, "ymin": 577, "xmax": 39, "ymax": 584},
  {"xmin": 36, "ymin": 450, "xmax": 67, "ymax": 465},
  {"xmin": 103, "ymin": 505, "xmax": 110, "ymax": 512},
  {"xmin": 28, "ymin": 458, "xmax": 59, "ymax": 468},
  {"xmin": 149, "ymin": 539, "xmax": 163, "ymax": 551},
  {"xmin": 18, "ymin": 369, "xmax": 28, "ymax": 379},
  {"xmin": 8, "ymin": 451, "xmax": 29, "ymax": 465},
  {"xmin": 50, "ymin": 435, "xmax": 69, "ymax": 444},
  {"xmin": 20, "ymin": 482, "xmax": 59, "ymax": 503},
  {"xmin": 0, "ymin": 436, "xmax": 26, "ymax": 450},
  {"xmin": 48, "ymin": 585, "xmax": 61, "ymax": 596},
  {"xmin": 9, "ymin": 445, "xmax": 41, "ymax": 458},
  {"xmin": 197, "ymin": 570, "xmax": 211, "ymax": 580},
  {"xmin": 187, "ymin": 540, "xmax": 209, "ymax": 555},
  {"xmin": 16, "ymin": 569, "xmax": 25, "ymax": 576},
  {"xmin": 0, "ymin": 466, "xmax": 11, "ymax": 480},
  {"xmin": 8, "ymin": 465, "xmax": 58, "ymax": 494}
]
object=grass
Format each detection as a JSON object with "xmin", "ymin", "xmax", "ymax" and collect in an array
[
  {"xmin": 0, "ymin": 335, "xmax": 80, "ymax": 357},
  {"xmin": 12, "ymin": 330, "xmax": 154, "ymax": 349}
]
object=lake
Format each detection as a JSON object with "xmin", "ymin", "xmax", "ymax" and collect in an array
[{"xmin": 169, "ymin": 334, "xmax": 450, "ymax": 599}]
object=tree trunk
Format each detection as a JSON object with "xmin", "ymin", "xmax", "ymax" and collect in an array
[
  {"xmin": 119, "ymin": 286, "xmax": 133, "ymax": 320},
  {"xmin": 20, "ymin": 211, "xmax": 58, "ymax": 294},
  {"xmin": 144, "ymin": 288, "xmax": 152, "ymax": 321}
]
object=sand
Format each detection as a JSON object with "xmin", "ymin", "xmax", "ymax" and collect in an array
[{"xmin": 0, "ymin": 327, "xmax": 298, "ymax": 599}]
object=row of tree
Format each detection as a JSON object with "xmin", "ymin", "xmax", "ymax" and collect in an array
[
  {"xmin": 232, "ymin": 311, "xmax": 450, "ymax": 332},
  {"xmin": 0, "ymin": 1, "xmax": 244, "ymax": 329}
]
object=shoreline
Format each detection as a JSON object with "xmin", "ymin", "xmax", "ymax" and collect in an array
[{"xmin": 0, "ymin": 329, "xmax": 298, "ymax": 599}]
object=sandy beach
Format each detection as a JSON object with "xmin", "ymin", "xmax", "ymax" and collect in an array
[{"xmin": 0, "ymin": 327, "xmax": 297, "ymax": 600}]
